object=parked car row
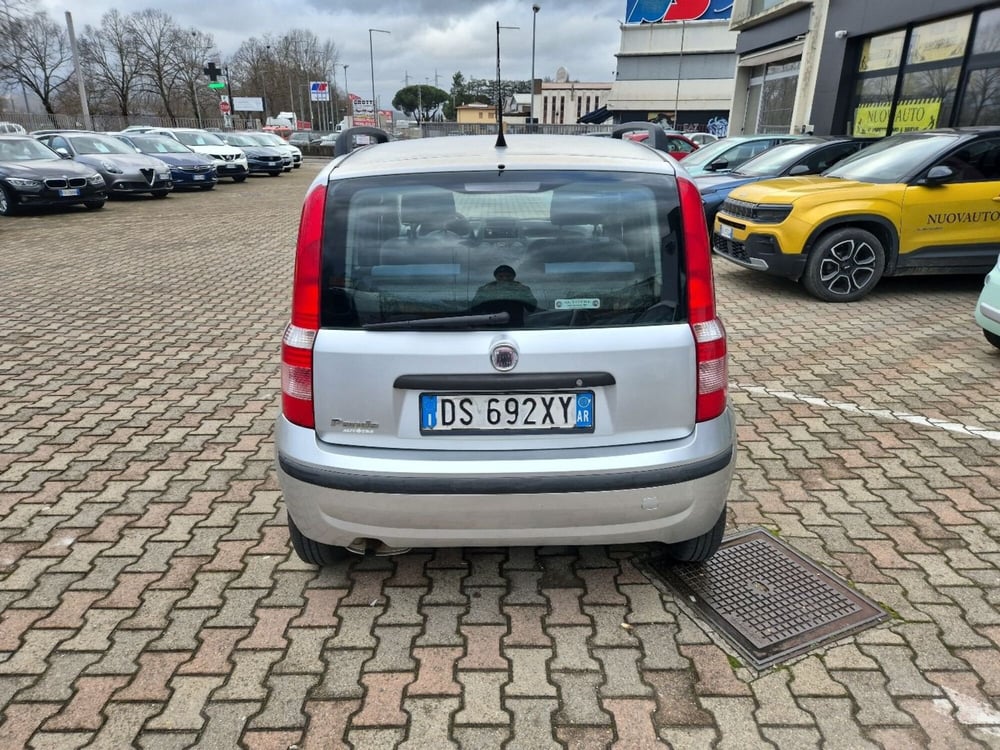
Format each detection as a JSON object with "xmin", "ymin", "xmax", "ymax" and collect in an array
[
  {"xmin": 0, "ymin": 126, "xmax": 304, "ymax": 216},
  {"xmin": 708, "ymin": 127, "xmax": 1000, "ymax": 306}
]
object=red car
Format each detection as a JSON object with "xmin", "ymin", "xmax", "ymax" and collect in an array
[{"xmin": 624, "ymin": 130, "xmax": 700, "ymax": 160}]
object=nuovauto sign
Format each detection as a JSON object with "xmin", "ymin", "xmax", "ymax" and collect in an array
[{"xmin": 625, "ymin": 0, "xmax": 734, "ymax": 23}]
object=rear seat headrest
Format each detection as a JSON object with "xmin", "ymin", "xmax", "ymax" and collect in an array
[
  {"xmin": 399, "ymin": 190, "xmax": 457, "ymax": 227},
  {"xmin": 549, "ymin": 188, "xmax": 614, "ymax": 226}
]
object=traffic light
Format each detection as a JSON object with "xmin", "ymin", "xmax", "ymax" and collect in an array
[{"xmin": 204, "ymin": 61, "xmax": 226, "ymax": 90}]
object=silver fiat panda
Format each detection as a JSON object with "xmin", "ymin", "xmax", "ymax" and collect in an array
[{"xmin": 277, "ymin": 127, "xmax": 735, "ymax": 564}]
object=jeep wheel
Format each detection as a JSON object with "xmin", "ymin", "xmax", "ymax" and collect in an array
[
  {"xmin": 659, "ymin": 505, "xmax": 727, "ymax": 563},
  {"xmin": 287, "ymin": 515, "xmax": 348, "ymax": 566},
  {"xmin": 0, "ymin": 184, "xmax": 16, "ymax": 216},
  {"xmin": 985, "ymin": 329, "xmax": 1000, "ymax": 349},
  {"xmin": 802, "ymin": 227, "xmax": 885, "ymax": 302}
]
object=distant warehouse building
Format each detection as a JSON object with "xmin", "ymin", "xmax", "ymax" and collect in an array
[{"xmin": 729, "ymin": 0, "xmax": 1000, "ymax": 136}]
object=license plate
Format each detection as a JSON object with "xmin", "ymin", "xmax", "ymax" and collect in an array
[
  {"xmin": 420, "ymin": 391, "xmax": 595, "ymax": 433},
  {"xmin": 225, "ymin": 163, "xmax": 238, "ymax": 169},
  {"xmin": 59, "ymin": 188, "xmax": 80, "ymax": 197},
  {"xmin": 720, "ymin": 224, "xmax": 734, "ymax": 239},
  {"xmin": 193, "ymin": 175, "xmax": 205, "ymax": 181}
]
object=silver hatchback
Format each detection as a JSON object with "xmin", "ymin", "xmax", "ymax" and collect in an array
[{"xmin": 277, "ymin": 129, "xmax": 735, "ymax": 564}]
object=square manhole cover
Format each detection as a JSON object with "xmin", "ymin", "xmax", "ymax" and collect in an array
[{"xmin": 649, "ymin": 527, "xmax": 888, "ymax": 670}]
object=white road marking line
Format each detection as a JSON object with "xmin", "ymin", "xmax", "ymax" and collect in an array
[{"xmin": 736, "ymin": 384, "xmax": 1000, "ymax": 444}]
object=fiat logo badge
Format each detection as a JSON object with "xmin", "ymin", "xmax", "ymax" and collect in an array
[{"xmin": 490, "ymin": 343, "xmax": 518, "ymax": 372}]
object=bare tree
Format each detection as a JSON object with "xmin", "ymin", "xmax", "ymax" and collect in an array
[
  {"xmin": 130, "ymin": 9, "xmax": 187, "ymax": 123},
  {"xmin": 0, "ymin": 3, "xmax": 73, "ymax": 123},
  {"xmin": 80, "ymin": 10, "xmax": 143, "ymax": 119}
]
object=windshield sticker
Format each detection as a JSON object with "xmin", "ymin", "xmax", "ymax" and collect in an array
[{"xmin": 555, "ymin": 299, "xmax": 600, "ymax": 310}]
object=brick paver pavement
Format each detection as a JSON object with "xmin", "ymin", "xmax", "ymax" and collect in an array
[{"xmin": 1, "ymin": 159, "xmax": 998, "ymax": 749}]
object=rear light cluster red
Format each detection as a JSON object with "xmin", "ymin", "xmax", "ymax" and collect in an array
[
  {"xmin": 677, "ymin": 177, "xmax": 728, "ymax": 422},
  {"xmin": 281, "ymin": 184, "xmax": 326, "ymax": 428}
]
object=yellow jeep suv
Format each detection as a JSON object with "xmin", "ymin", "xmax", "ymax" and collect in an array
[{"xmin": 712, "ymin": 127, "xmax": 1000, "ymax": 301}]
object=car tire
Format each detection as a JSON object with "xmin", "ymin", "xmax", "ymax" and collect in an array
[
  {"xmin": 985, "ymin": 329, "xmax": 1000, "ymax": 349},
  {"xmin": 293, "ymin": 164, "xmax": 301, "ymax": 169},
  {"xmin": 287, "ymin": 515, "xmax": 349, "ymax": 566},
  {"xmin": 269, "ymin": 171, "xmax": 280, "ymax": 177},
  {"xmin": 0, "ymin": 184, "xmax": 16, "ymax": 216},
  {"xmin": 659, "ymin": 506, "xmax": 727, "ymax": 563},
  {"xmin": 200, "ymin": 184, "xmax": 215, "ymax": 191},
  {"xmin": 152, "ymin": 190, "xmax": 169, "ymax": 199},
  {"xmin": 233, "ymin": 175, "xmax": 247, "ymax": 183},
  {"xmin": 83, "ymin": 200, "xmax": 105, "ymax": 210},
  {"xmin": 802, "ymin": 227, "xmax": 885, "ymax": 302}
]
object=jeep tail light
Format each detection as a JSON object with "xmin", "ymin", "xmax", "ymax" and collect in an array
[
  {"xmin": 282, "ymin": 184, "xmax": 326, "ymax": 428},
  {"xmin": 678, "ymin": 176, "xmax": 728, "ymax": 422}
]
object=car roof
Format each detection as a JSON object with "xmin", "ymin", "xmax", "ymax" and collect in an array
[{"xmin": 329, "ymin": 133, "xmax": 676, "ymax": 177}]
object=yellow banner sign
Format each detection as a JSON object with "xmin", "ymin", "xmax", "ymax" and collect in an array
[{"xmin": 854, "ymin": 98, "xmax": 942, "ymax": 136}]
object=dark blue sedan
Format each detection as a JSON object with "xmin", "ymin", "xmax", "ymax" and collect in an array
[
  {"xmin": 113, "ymin": 133, "xmax": 218, "ymax": 190},
  {"xmin": 695, "ymin": 137, "xmax": 872, "ymax": 224}
]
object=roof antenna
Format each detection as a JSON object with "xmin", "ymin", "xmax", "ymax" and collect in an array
[{"xmin": 495, "ymin": 21, "xmax": 507, "ymax": 148}]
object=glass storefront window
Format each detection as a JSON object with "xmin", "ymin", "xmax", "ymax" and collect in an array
[
  {"xmin": 852, "ymin": 75, "xmax": 898, "ymax": 137},
  {"xmin": 859, "ymin": 31, "xmax": 905, "ymax": 73},
  {"xmin": 958, "ymin": 7, "xmax": 1000, "ymax": 125},
  {"xmin": 896, "ymin": 65, "xmax": 961, "ymax": 131},
  {"xmin": 906, "ymin": 15, "xmax": 971, "ymax": 65},
  {"xmin": 750, "ymin": 0, "xmax": 783, "ymax": 15},
  {"xmin": 744, "ymin": 61, "xmax": 799, "ymax": 134}
]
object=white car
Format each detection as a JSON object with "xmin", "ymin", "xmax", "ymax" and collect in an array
[
  {"xmin": 975, "ymin": 254, "xmax": 1000, "ymax": 349},
  {"xmin": 147, "ymin": 128, "xmax": 249, "ymax": 182}
]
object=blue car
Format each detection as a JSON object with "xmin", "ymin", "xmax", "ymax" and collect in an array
[
  {"xmin": 695, "ymin": 137, "xmax": 872, "ymax": 224},
  {"xmin": 113, "ymin": 133, "xmax": 218, "ymax": 190}
]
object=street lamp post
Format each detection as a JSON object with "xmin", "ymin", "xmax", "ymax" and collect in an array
[
  {"xmin": 530, "ymin": 4, "xmax": 540, "ymax": 127},
  {"xmin": 497, "ymin": 23, "xmax": 519, "ymax": 126},
  {"xmin": 369, "ymin": 28, "xmax": 390, "ymax": 127},
  {"xmin": 335, "ymin": 62, "xmax": 350, "ymax": 129}
]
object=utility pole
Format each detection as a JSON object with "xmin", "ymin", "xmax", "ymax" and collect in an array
[{"xmin": 64, "ymin": 11, "xmax": 91, "ymax": 129}]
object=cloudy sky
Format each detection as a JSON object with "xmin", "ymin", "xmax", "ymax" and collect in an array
[{"xmin": 40, "ymin": 1, "xmax": 627, "ymax": 106}]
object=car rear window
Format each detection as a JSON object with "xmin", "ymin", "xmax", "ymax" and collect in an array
[{"xmin": 320, "ymin": 169, "xmax": 684, "ymax": 329}]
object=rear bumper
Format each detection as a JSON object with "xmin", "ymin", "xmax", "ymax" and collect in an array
[{"xmin": 275, "ymin": 408, "xmax": 736, "ymax": 548}]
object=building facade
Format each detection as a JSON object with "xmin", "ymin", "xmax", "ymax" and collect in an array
[
  {"xmin": 730, "ymin": 0, "xmax": 1000, "ymax": 136},
  {"xmin": 608, "ymin": 0, "xmax": 739, "ymax": 132}
]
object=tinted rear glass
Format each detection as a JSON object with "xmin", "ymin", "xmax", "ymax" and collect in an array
[{"xmin": 320, "ymin": 170, "xmax": 684, "ymax": 329}]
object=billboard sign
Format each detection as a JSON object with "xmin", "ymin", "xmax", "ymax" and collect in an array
[
  {"xmin": 232, "ymin": 96, "xmax": 263, "ymax": 112},
  {"xmin": 310, "ymin": 81, "xmax": 330, "ymax": 102},
  {"xmin": 352, "ymin": 96, "xmax": 377, "ymax": 126},
  {"xmin": 625, "ymin": 0, "xmax": 733, "ymax": 23}
]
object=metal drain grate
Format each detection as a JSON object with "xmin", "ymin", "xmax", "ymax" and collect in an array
[{"xmin": 649, "ymin": 528, "xmax": 888, "ymax": 670}]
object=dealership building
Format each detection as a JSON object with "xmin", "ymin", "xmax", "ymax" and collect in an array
[{"xmin": 604, "ymin": 0, "xmax": 1000, "ymax": 137}]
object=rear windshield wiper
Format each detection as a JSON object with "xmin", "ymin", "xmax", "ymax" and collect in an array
[{"xmin": 363, "ymin": 312, "xmax": 511, "ymax": 330}]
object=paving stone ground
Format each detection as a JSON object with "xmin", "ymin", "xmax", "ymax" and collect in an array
[{"xmin": 1, "ymin": 159, "xmax": 998, "ymax": 749}]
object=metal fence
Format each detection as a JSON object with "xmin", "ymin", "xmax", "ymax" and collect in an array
[{"xmin": 0, "ymin": 111, "xmax": 261, "ymax": 133}]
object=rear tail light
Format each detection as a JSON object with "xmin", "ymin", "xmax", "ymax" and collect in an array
[
  {"xmin": 281, "ymin": 184, "xmax": 326, "ymax": 428},
  {"xmin": 678, "ymin": 177, "xmax": 728, "ymax": 422}
]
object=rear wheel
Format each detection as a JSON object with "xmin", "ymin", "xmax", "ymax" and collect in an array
[
  {"xmin": 802, "ymin": 227, "xmax": 885, "ymax": 302},
  {"xmin": 985, "ymin": 329, "xmax": 1000, "ymax": 349},
  {"xmin": 0, "ymin": 184, "xmax": 16, "ymax": 216},
  {"xmin": 659, "ymin": 505, "xmax": 727, "ymax": 563},
  {"xmin": 83, "ymin": 200, "xmax": 105, "ymax": 210},
  {"xmin": 287, "ymin": 514, "xmax": 348, "ymax": 566}
]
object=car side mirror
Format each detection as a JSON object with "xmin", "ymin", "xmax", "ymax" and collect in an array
[
  {"xmin": 706, "ymin": 158, "xmax": 729, "ymax": 172},
  {"xmin": 921, "ymin": 165, "xmax": 954, "ymax": 186},
  {"xmin": 56, "ymin": 148, "xmax": 71, "ymax": 158},
  {"xmin": 787, "ymin": 164, "xmax": 810, "ymax": 176}
]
